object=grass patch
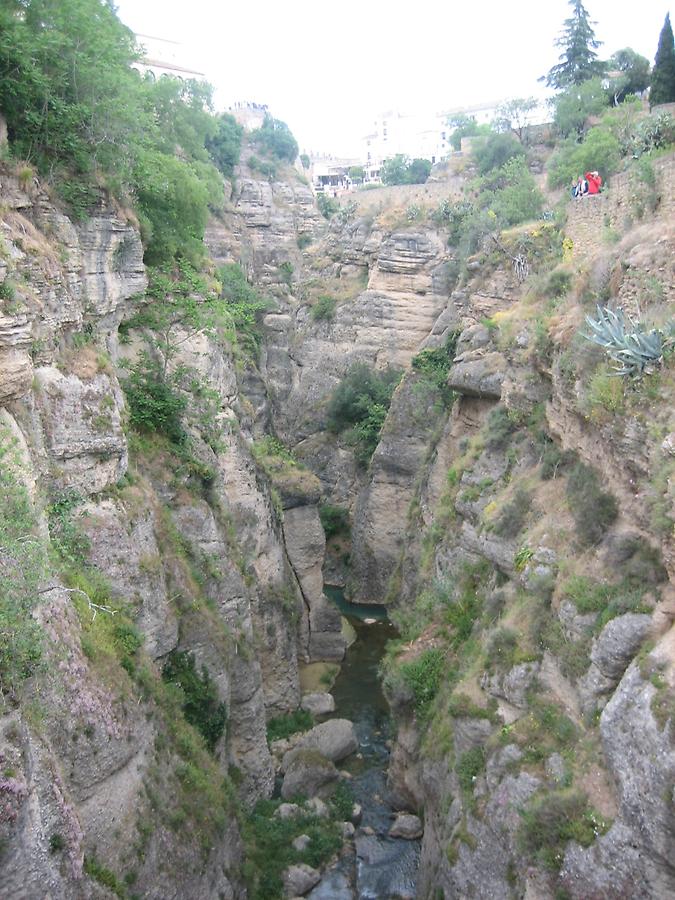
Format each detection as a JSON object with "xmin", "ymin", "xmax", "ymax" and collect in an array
[
  {"xmin": 266, "ymin": 709, "xmax": 314, "ymax": 744},
  {"xmin": 243, "ymin": 798, "xmax": 343, "ymax": 900},
  {"xmin": 518, "ymin": 789, "xmax": 610, "ymax": 871}
]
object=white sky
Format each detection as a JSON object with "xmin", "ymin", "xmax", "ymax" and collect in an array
[{"xmin": 114, "ymin": 0, "xmax": 672, "ymax": 155}]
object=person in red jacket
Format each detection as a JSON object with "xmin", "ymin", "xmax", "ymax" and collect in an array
[{"xmin": 585, "ymin": 171, "xmax": 602, "ymax": 194}]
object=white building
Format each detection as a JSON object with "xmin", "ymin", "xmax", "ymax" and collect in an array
[
  {"xmin": 361, "ymin": 98, "xmax": 549, "ymax": 174},
  {"xmin": 134, "ymin": 34, "xmax": 205, "ymax": 81}
]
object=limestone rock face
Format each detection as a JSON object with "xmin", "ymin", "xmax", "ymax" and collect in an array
[
  {"xmin": 349, "ymin": 372, "xmax": 449, "ymax": 603},
  {"xmin": 77, "ymin": 214, "xmax": 146, "ymax": 325},
  {"xmin": 282, "ymin": 504, "xmax": 345, "ymax": 661},
  {"xmin": 579, "ymin": 613, "xmax": 653, "ymax": 713},
  {"xmin": 447, "ymin": 351, "xmax": 506, "ymax": 399},
  {"xmin": 33, "ymin": 366, "xmax": 127, "ymax": 494},
  {"xmin": 0, "ymin": 314, "xmax": 32, "ymax": 402}
]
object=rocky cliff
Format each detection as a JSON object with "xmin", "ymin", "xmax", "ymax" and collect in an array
[{"xmin": 2, "ymin": 130, "xmax": 675, "ymax": 900}]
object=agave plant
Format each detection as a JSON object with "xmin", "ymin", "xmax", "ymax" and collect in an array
[{"xmin": 583, "ymin": 305, "xmax": 674, "ymax": 377}]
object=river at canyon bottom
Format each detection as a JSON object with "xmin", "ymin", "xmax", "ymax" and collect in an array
[{"xmin": 306, "ymin": 587, "xmax": 420, "ymax": 900}]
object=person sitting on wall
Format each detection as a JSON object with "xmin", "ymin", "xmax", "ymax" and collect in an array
[
  {"xmin": 585, "ymin": 171, "xmax": 602, "ymax": 194},
  {"xmin": 572, "ymin": 175, "xmax": 588, "ymax": 198}
]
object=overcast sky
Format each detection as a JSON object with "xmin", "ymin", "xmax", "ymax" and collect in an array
[{"xmin": 114, "ymin": 0, "xmax": 672, "ymax": 155}]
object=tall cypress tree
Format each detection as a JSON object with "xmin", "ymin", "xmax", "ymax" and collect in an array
[
  {"xmin": 650, "ymin": 14, "xmax": 675, "ymax": 106},
  {"xmin": 543, "ymin": 0, "xmax": 605, "ymax": 89}
]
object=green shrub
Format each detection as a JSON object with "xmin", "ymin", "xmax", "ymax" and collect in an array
[
  {"xmin": 485, "ymin": 628, "xmax": 519, "ymax": 670},
  {"xmin": 493, "ymin": 487, "xmax": 532, "ymax": 537},
  {"xmin": 296, "ymin": 233, "xmax": 312, "ymax": 249},
  {"xmin": 411, "ymin": 332, "xmax": 460, "ymax": 407},
  {"xmin": 251, "ymin": 115, "xmax": 299, "ymax": 163},
  {"xmin": 399, "ymin": 648, "xmax": 445, "ymax": 716},
  {"xmin": 566, "ymin": 463, "xmax": 618, "ymax": 547},
  {"xmin": 0, "ymin": 431, "xmax": 47, "ymax": 697},
  {"xmin": 484, "ymin": 406, "xmax": 519, "ymax": 450},
  {"xmin": 206, "ymin": 112, "xmax": 243, "ymax": 178},
  {"xmin": 218, "ymin": 263, "xmax": 272, "ymax": 359},
  {"xmin": 84, "ymin": 857, "xmax": 126, "ymax": 898},
  {"xmin": 518, "ymin": 789, "xmax": 609, "ymax": 871},
  {"xmin": 552, "ymin": 79, "xmax": 610, "ymax": 139},
  {"xmin": 123, "ymin": 354, "xmax": 188, "ymax": 445},
  {"xmin": 278, "ymin": 261, "xmax": 293, "ymax": 287},
  {"xmin": 448, "ymin": 693, "xmax": 499, "ymax": 722},
  {"xmin": 311, "ymin": 294, "xmax": 337, "ymax": 321},
  {"xmin": 563, "ymin": 575, "xmax": 613, "ymax": 613},
  {"xmin": 326, "ymin": 364, "xmax": 402, "ymax": 466},
  {"xmin": 243, "ymin": 798, "xmax": 342, "ymax": 900},
  {"xmin": 162, "ymin": 651, "xmax": 227, "ymax": 753},
  {"xmin": 547, "ymin": 269, "xmax": 572, "ymax": 298},
  {"xmin": 547, "ymin": 128, "xmax": 621, "ymax": 189},
  {"xmin": 473, "ymin": 133, "xmax": 525, "ymax": 174},
  {"xmin": 317, "ymin": 193, "xmax": 339, "ymax": 219},
  {"xmin": 318, "ymin": 504, "xmax": 350, "ymax": 539},
  {"xmin": 49, "ymin": 833, "xmax": 66, "ymax": 854},
  {"xmin": 266, "ymin": 709, "xmax": 314, "ymax": 743},
  {"xmin": 456, "ymin": 746, "xmax": 486, "ymax": 794},
  {"xmin": 47, "ymin": 489, "xmax": 90, "ymax": 565}
]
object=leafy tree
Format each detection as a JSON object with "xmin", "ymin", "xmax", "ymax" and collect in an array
[
  {"xmin": 546, "ymin": 127, "xmax": 621, "ymax": 188},
  {"xmin": 380, "ymin": 154, "xmax": 409, "ymax": 185},
  {"xmin": 206, "ymin": 112, "xmax": 243, "ymax": 178},
  {"xmin": 380, "ymin": 154, "xmax": 431, "ymax": 184},
  {"xmin": 0, "ymin": 0, "xmax": 225, "ymax": 268},
  {"xmin": 493, "ymin": 97, "xmax": 539, "ymax": 143},
  {"xmin": 252, "ymin": 114, "xmax": 299, "ymax": 162},
  {"xmin": 348, "ymin": 165, "xmax": 365, "ymax": 180},
  {"xmin": 479, "ymin": 158, "xmax": 543, "ymax": 226},
  {"xmin": 150, "ymin": 76, "xmax": 216, "ymax": 160},
  {"xmin": 608, "ymin": 48, "xmax": 651, "ymax": 104},
  {"xmin": 552, "ymin": 77, "xmax": 610, "ymax": 138},
  {"xmin": 407, "ymin": 157, "xmax": 432, "ymax": 183},
  {"xmin": 0, "ymin": 0, "xmax": 144, "ymax": 180},
  {"xmin": 650, "ymin": 14, "xmax": 675, "ymax": 106},
  {"xmin": 543, "ymin": 0, "xmax": 605, "ymax": 89},
  {"xmin": 447, "ymin": 115, "xmax": 492, "ymax": 151},
  {"xmin": 474, "ymin": 133, "xmax": 525, "ymax": 174},
  {"xmin": 300, "ymin": 153, "xmax": 310, "ymax": 168},
  {"xmin": 133, "ymin": 149, "xmax": 211, "ymax": 266}
]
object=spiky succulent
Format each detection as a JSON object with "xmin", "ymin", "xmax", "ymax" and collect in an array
[{"xmin": 583, "ymin": 305, "xmax": 674, "ymax": 377}]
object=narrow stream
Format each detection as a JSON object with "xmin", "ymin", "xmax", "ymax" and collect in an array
[{"xmin": 307, "ymin": 588, "xmax": 420, "ymax": 900}]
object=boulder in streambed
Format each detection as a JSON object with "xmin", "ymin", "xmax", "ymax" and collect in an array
[
  {"xmin": 283, "ymin": 863, "xmax": 321, "ymax": 897},
  {"xmin": 388, "ymin": 813, "xmax": 424, "ymax": 840},
  {"xmin": 281, "ymin": 719, "xmax": 358, "ymax": 772},
  {"xmin": 281, "ymin": 749, "xmax": 339, "ymax": 800},
  {"xmin": 301, "ymin": 692, "xmax": 336, "ymax": 716}
]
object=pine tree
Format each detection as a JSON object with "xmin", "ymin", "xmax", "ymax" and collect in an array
[
  {"xmin": 650, "ymin": 14, "xmax": 675, "ymax": 106},
  {"xmin": 543, "ymin": 0, "xmax": 605, "ymax": 90}
]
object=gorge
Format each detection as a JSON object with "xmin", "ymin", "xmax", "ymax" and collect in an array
[{"xmin": 1, "ymin": 16, "xmax": 675, "ymax": 897}]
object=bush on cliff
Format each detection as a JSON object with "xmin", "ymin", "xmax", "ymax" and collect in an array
[
  {"xmin": 0, "ymin": 0, "xmax": 225, "ymax": 266},
  {"xmin": 251, "ymin": 114, "xmax": 299, "ymax": 163},
  {"xmin": 326, "ymin": 364, "xmax": 402, "ymax": 466}
]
